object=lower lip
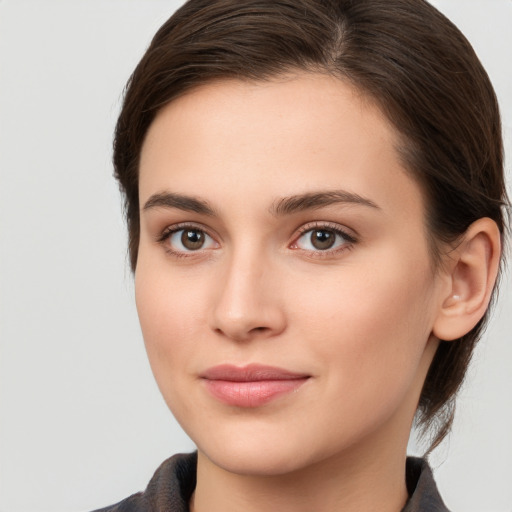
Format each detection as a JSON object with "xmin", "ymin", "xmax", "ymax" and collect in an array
[{"xmin": 203, "ymin": 378, "xmax": 309, "ymax": 407}]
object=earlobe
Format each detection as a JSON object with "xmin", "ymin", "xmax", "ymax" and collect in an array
[{"xmin": 433, "ymin": 218, "xmax": 501, "ymax": 341}]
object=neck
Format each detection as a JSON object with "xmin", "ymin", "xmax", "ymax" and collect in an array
[{"xmin": 191, "ymin": 435, "xmax": 410, "ymax": 512}]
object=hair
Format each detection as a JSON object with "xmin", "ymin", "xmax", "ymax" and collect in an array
[{"xmin": 113, "ymin": 0, "xmax": 509, "ymax": 451}]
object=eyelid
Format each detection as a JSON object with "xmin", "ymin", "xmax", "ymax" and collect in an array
[
  {"xmin": 155, "ymin": 220, "xmax": 357, "ymax": 258},
  {"xmin": 289, "ymin": 221, "xmax": 358, "ymax": 253},
  {"xmin": 157, "ymin": 222, "xmax": 220, "ymax": 256}
]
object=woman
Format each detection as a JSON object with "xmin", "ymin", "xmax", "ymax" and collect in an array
[{"xmin": 96, "ymin": 0, "xmax": 509, "ymax": 510}]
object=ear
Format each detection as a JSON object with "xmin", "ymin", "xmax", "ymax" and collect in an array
[{"xmin": 433, "ymin": 218, "xmax": 501, "ymax": 341}]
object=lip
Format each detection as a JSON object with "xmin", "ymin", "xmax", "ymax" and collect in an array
[{"xmin": 200, "ymin": 364, "xmax": 310, "ymax": 407}]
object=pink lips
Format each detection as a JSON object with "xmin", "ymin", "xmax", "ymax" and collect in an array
[{"xmin": 200, "ymin": 364, "xmax": 310, "ymax": 407}]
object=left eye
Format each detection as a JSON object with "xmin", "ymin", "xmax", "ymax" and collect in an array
[
  {"xmin": 167, "ymin": 228, "xmax": 217, "ymax": 252},
  {"xmin": 293, "ymin": 227, "xmax": 352, "ymax": 251}
]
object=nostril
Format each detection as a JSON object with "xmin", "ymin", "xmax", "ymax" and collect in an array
[
  {"xmin": 251, "ymin": 326, "xmax": 270, "ymax": 334},
  {"xmin": 214, "ymin": 325, "xmax": 271, "ymax": 341}
]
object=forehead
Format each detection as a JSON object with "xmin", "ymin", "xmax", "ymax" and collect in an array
[{"xmin": 139, "ymin": 72, "xmax": 423, "ymax": 222}]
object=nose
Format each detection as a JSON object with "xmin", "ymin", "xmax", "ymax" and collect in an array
[{"xmin": 209, "ymin": 249, "xmax": 286, "ymax": 342}]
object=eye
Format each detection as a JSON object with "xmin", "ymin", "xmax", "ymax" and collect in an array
[
  {"xmin": 163, "ymin": 226, "xmax": 218, "ymax": 254},
  {"xmin": 291, "ymin": 224, "xmax": 356, "ymax": 252}
]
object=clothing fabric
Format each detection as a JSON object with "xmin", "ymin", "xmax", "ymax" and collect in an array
[{"xmin": 92, "ymin": 452, "xmax": 450, "ymax": 512}]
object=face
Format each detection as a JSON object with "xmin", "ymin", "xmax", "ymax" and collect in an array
[{"xmin": 136, "ymin": 73, "xmax": 445, "ymax": 476}]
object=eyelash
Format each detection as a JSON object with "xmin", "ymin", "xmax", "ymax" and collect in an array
[
  {"xmin": 156, "ymin": 221, "xmax": 358, "ymax": 259},
  {"xmin": 290, "ymin": 222, "xmax": 357, "ymax": 258},
  {"xmin": 157, "ymin": 222, "xmax": 218, "ymax": 258}
]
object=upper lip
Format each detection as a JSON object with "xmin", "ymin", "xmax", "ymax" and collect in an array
[{"xmin": 200, "ymin": 364, "xmax": 310, "ymax": 382}]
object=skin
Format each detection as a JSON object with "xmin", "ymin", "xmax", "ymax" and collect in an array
[{"xmin": 136, "ymin": 73, "xmax": 450, "ymax": 512}]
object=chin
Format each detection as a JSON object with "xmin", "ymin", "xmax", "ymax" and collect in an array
[
  {"xmin": 202, "ymin": 442, "xmax": 314, "ymax": 476},
  {"xmin": 192, "ymin": 419, "xmax": 336, "ymax": 477}
]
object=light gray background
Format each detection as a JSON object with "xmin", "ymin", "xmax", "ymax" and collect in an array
[{"xmin": 0, "ymin": 1, "xmax": 511, "ymax": 511}]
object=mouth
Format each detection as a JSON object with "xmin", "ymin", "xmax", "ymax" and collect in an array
[{"xmin": 200, "ymin": 364, "xmax": 311, "ymax": 407}]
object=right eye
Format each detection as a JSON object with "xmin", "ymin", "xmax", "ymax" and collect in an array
[{"xmin": 162, "ymin": 226, "xmax": 218, "ymax": 255}]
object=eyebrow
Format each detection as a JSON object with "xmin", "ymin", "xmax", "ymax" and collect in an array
[
  {"xmin": 142, "ymin": 189, "xmax": 380, "ymax": 217},
  {"xmin": 143, "ymin": 192, "xmax": 216, "ymax": 216},
  {"xmin": 270, "ymin": 190, "xmax": 380, "ymax": 216}
]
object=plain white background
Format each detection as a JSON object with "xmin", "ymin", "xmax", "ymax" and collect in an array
[{"xmin": 0, "ymin": 1, "xmax": 511, "ymax": 511}]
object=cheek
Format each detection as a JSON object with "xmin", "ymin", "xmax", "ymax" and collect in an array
[
  {"xmin": 134, "ymin": 263, "xmax": 203, "ymax": 380},
  {"xmin": 293, "ymin": 258, "xmax": 433, "ymax": 342},
  {"xmin": 289, "ymin": 249, "xmax": 437, "ymax": 401},
  {"xmin": 135, "ymin": 268, "xmax": 210, "ymax": 428}
]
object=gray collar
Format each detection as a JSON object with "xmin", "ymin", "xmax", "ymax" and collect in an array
[
  {"xmin": 402, "ymin": 457, "xmax": 451, "ymax": 512},
  {"xmin": 92, "ymin": 453, "xmax": 451, "ymax": 511}
]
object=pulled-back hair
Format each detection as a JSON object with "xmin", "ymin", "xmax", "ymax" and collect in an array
[{"xmin": 113, "ymin": 0, "xmax": 509, "ymax": 450}]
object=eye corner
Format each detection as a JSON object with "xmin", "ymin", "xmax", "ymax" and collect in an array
[
  {"xmin": 289, "ymin": 222, "xmax": 358, "ymax": 256},
  {"xmin": 157, "ymin": 223, "xmax": 220, "ymax": 258}
]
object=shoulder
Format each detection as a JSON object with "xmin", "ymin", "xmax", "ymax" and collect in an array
[{"xmin": 91, "ymin": 452, "xmax": 197, "ymax": 512}]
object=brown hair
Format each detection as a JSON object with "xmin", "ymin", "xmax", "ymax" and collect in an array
[{"xmin": 113, "ymin": 0, "xmax": 509, "ymax": 450}]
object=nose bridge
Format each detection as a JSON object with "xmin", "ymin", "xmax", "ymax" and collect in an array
[{"xmin": 210, "ymin": 241, "xmax": 285, "ymax": 341}]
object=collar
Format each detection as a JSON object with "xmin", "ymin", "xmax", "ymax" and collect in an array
[
  {"xmin": 94, "ymin": 453, "xmax": 450, "ymax": 511},
  {"xmin": 402, "ymin": 457, "xmax": 450, "ymax": 512}
]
